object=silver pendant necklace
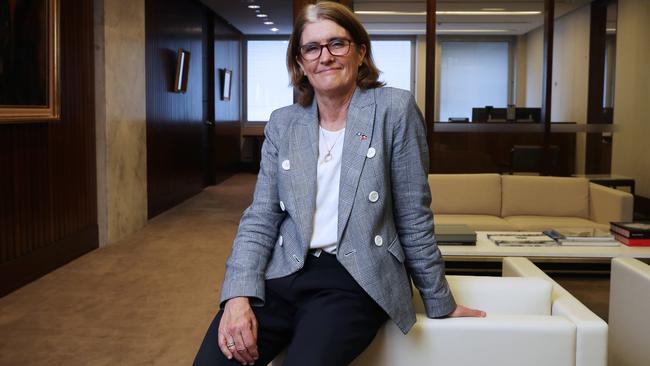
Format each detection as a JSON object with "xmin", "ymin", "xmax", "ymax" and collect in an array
[{"xmin": 320, "ymin": 126, "xmax": 343, "ymax": 164}]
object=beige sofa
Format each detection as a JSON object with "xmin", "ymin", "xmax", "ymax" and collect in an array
[{"xmin": 429, "ymin": 174, "xmax": 633, "ymax": 231}]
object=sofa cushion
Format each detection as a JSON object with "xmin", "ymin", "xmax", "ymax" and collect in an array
[
  {"xmin": 501, "ymin": 175, "xmax": 589, "ymax": 218},
  {"xmin": 503, "ymin": 216, "xmax": 608, "ymax": 231},
  {"xmin": 435, "ymin": 214, "xmax": 515, "ymax": 231},
  {"xmin": 429, "ymin": 174, "xmax": 501, "ymax": 216}
]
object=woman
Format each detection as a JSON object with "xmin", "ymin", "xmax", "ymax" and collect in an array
[{"xmin": 194, "ymin": 2, "xmax": 484, "ymax": 365}]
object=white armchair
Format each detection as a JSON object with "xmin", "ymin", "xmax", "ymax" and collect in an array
[
  {"xmin": 608, "ymin": 257, "xmax": 650, "ymax": 366},
  {"xmin": 273, "ymin": 257, "xmax": 606, "ymax": 366}
]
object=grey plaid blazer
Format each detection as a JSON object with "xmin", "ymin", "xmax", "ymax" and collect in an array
[{"xmin": 220, "ymin": 87, "xmax": 456, "ymax": 333}]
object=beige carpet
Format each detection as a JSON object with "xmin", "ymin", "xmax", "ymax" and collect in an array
[{"xmin": 0, "ymin": 173, "xmax": 258, "ymax": 366}]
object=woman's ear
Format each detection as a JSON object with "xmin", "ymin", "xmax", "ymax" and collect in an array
[
  {"xmin": 357, "ymin": 44, "xmax": 367, "ymax": 66},
  {"xmin": 296, "ymin": 56, "xmax": 305, "ymax": 74}
]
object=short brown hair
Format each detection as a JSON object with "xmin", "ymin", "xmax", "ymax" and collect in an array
[{"xmin": 287, "ymin": 1, "xmax": 384, "ymax": 106}]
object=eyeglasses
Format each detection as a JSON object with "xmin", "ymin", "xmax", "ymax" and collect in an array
[{"xmin": 299, "ymin": 38, "xmax": 353, "ymax": 61}]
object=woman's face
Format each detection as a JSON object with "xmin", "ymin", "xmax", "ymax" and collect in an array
[{"xmin": 297, "ymin": 19, "xmax": 366, "ymax": 98}]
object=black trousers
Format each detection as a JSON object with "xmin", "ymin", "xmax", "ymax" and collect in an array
[{"xmin": 193, "ymin": 252, "xmax": 388, "ymax": 366}]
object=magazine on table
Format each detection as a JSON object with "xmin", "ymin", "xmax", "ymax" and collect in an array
[
  {"xmin": 487, "ymin": 232, "xmax": 558, "ymax": 247},
  {"xmin": 543, "ymin": 228, "xmax": 619, "ymax": 247}
]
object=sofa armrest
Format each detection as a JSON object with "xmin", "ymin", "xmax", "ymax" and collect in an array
[
  {"xmin": 589, "ymin": 182, "xmax": 633, "ymax": 225},
  {"xmin": 353, "ymin": 315, "xmax": 576, "ymax": 366},
  {"xmin": 502, "ymin": 257, "xmax": 608, "ymax": 366}
]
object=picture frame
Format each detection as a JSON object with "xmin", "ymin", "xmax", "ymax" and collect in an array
[
  {"xmin": 0, "ymin": 0, "xmax": 60, "ymax": 123},
  {"xmin": 173, "ymin": 48, "xmax": 191, "ymax": 93},
  {"xmin": 220, "ymin": 68, "xmax": 232, "ymax": 101}
]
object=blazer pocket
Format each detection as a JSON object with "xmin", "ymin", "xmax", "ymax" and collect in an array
[{"xmin": 387, "ymin": 236, "xmax": 405, "ymax": 263}]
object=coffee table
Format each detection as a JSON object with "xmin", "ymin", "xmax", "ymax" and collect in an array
[{"xmin": 440, "ymin": 231, "xmax": 650, "ymax": 273}]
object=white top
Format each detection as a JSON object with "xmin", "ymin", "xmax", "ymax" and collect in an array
[{"xmin": 309, "ymin": 127, "xmax": 345, "ymax": 254}]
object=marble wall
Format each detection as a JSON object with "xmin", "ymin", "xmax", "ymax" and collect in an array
[{"xmin": 95, "ymin": 0, "xmax": 148, "ymax": 246}]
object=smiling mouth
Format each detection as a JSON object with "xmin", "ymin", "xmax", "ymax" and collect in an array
[{"xmin": 317, "ymin": 68, "xmax": 341, "ymax": 74}]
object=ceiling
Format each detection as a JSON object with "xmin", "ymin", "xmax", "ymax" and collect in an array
[{"xmin": 200, "ymin": 0, "xmax": 595, "ymax": 36}]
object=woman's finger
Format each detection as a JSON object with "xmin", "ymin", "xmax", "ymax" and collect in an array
[
  {"xmin": 241, "ymin": 324, "xmax": 259, "ymax": 360},
  {"xmin": 235, "ymin": 331, "xmax": 255, "ymax": 364},
  {"xmin": 218, "ymin": 332, "xmax": 234, "ymax": 360}
]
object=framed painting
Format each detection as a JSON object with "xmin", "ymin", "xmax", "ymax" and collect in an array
[{"xmin": 0, "ymin": 0, "xmax": 60, "ymax": 123}]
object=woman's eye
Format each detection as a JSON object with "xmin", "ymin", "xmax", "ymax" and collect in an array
[
  {"xmin": 304, "ymin": 45, "xmax": 319, "ymax": 53},
  {"xmin": 330, "ymin": 40, "xmax": 345, "ymax": 49}
]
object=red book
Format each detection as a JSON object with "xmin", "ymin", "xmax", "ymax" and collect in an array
[{"xmin": 613, "ymin": 233, "xmax": 650, "ymax": 246}]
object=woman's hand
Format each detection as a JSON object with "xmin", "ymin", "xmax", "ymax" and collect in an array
[
  {"xmin": 218, "ymin": 297, "xmax": 259, "ymax": 365},
  {"xmin": 447, "ymin": 304, "xmax": 486, "ymax": 318}
]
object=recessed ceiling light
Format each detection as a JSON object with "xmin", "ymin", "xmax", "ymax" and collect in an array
[
  {"xmin": 366, "ymin": 29, "xmax": 509, "ymax": 33},
  {"xmin": 248, "ymin": 5, "xmax": 260, "ymax": 9},
  {"xmin": 256, "ymin": 13, "xmax": 268, "ymax": 18},
  {"xmin": 264, "ymin": 21, "xmax": 274, "ymax": 25},
  {"xmin": 270, "ymin": 28, "xmax": 279, "ymax": 32},
  {"xmin": 437, "ymin": 29, "xmax": 509, "ymax": 33},
  {"xmin": 355, "ymin": 10, "xmax": 541, "ymax": 16}
]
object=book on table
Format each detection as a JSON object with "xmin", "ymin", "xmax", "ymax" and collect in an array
[
  {"xmin": 543, "ymin": 228, "xmax": 619, "ymax": 247},
  {"xmin": 487, "ymin": 232, "xmax": 558, "ymax": 247},
  {"xmin": 435, "ymin": 224, "xmax": 476, "ymax": 246},
  {"xmin": 610, "ymin": 222, "xmax": 650, "ymax": 238},
  {"xmin": 612, "ymin": 233, "xmax": 650, "ymax": 247}
]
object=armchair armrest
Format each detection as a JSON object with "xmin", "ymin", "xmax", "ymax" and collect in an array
[
  {"xmin": 609, "ymin": 257, "xmax": 650, "ymax": 366},
  {"xmin": 353, "ymin": 314, "xmax": 576, "ymax": 366},
  {"xmin": 502, "ymin": 257, "xmax": 607, "ymax": 366},
  {"xmin": 589, "ymin": 182, "xmax": 633, "ymax": 225}
]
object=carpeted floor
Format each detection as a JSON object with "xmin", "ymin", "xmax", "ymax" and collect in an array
[
  {"xmin": 0, "ymin": 173, "xmax": 258, "ymax": 366},
  {"xmin": 0, "ymin": 173, "xmax": 612, "ymax": 365}
]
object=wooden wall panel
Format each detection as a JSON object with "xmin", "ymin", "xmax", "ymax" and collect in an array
[
  {"xmin": 145, "ymin": 0, "xmax": 210, "ymax": 218},
  {"xmin": 213, "ymin": 16, "xmax": 243, "ymax": 182},
  {"xmin": 0, "ymin": 0, "xmax": 97, "ymax": 296}
]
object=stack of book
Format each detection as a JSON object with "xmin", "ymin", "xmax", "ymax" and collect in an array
[
  {"xmin": 610, "ymin": 222, "xmax": 650, "ymax": 246},
  {"xmin": 434, "ymin": 224, "xmax": 476, "ymax": 246},
  {"xmin": 543, "ymin": 228, "xmax": 619, "ymax": 247}
]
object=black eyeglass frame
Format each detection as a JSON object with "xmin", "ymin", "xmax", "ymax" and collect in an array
[{"xmin": 299, "ymin": 38, "xmax": 355, "ymax": 61}]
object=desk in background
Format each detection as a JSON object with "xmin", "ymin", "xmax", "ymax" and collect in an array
[{"xmin": 572, "ymin": 174, "xmax": 635, "ymax": 195}]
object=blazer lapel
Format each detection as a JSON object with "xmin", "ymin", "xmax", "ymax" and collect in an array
[
  {"xmin": 288, "ymin": 102, "xmax": 318, "ymax": 248},
  {"xmin": 338, "ymin": 88, "xmax": 376, "ymax": 242}
]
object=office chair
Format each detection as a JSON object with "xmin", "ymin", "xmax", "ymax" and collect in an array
[{"xmin": 509, "ymin": 145, "xmax": 559, "ymax": 175}]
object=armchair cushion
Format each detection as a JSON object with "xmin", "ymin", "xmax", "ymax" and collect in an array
[{"xmin": 445, "ymin": 276, "xmax": 552, "ymax": 315}]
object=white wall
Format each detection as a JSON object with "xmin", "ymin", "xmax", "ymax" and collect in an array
[
  {"xmin": 524, "ymin": 27, "xmax": 543, "ymax": 108},
  {"xmin": 612, "ymin": 0, "xmax": 650, "ymax": 198},
  {"xmin": 523, "ymin": 5, "xmax": 591, "ymax": 174},
  {"xmin": 414, "ymin": 35, "xmax": 441, "ymax": 118}
]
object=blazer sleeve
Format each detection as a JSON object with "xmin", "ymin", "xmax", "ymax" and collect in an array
[
  {"xmin": 219, "ymin": 111, "xmax": 285, "ymax": 307},
  {"xmin": 390, "ymin": 93, "xmax": 457, "ymax": 318}
]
